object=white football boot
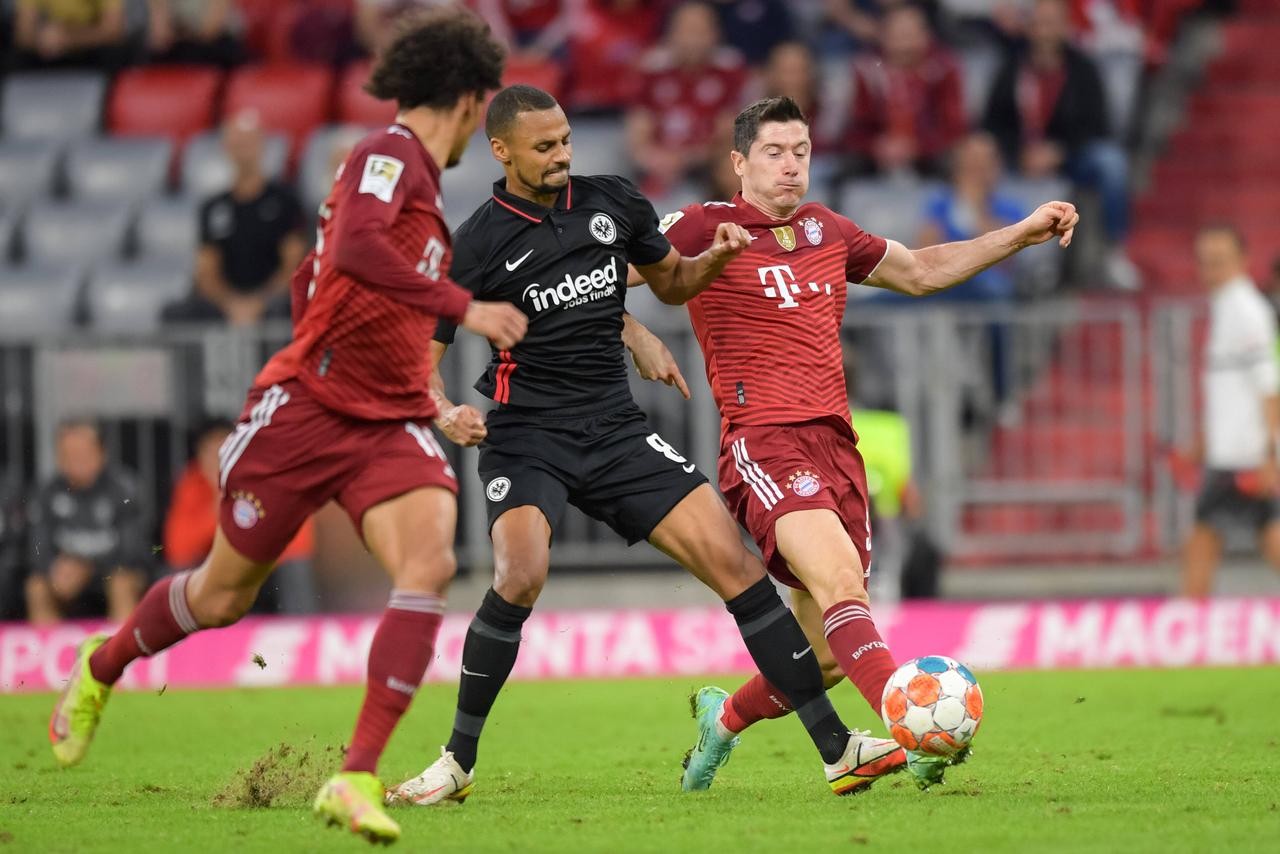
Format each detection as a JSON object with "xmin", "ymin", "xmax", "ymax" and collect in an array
[
  {"xmin": 824, "ymin": 730, "xmax": 907, "ymax": 796},
  {"xmin": 385, "ymin": 747, "xmax": 474, "ymax": 806}
]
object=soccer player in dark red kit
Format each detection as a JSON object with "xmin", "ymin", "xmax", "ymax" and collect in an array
[
  {"xmin": 646, "ymin": 96, "xmax": 1078, "ymax": 791},
  {"xmin": 46, "ymin": 9, "xmax": 526, "ymax": 843}
]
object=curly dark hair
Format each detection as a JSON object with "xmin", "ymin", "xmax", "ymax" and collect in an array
[{"xmin": 366, "ymin": 7, "xmax": 506, "ymax": 111}]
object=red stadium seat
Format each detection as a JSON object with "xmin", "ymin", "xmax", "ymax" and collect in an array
[
  {"xmin": 223, "ymin": 63, "xmax": 335, "ymax": 163},
  {"xmin": 336, "ymin": 60, "xmax": 395, "ymax": 127},
  {"xmin": 108, "ymin": 66, "xmax": 222, "ymax": 152}
]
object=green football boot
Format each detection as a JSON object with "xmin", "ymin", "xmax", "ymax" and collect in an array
[
  {"xmin": 680, "ymin": 686, "xmax": 740, "ymax": 791},
  {"xmin": 49, "ymin": 633, "xmax": 112, "ymax": 768}
]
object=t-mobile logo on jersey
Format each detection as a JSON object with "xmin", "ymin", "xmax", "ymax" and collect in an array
[{"xmin": 758, "ymin": 265, "xmax": 834, "ymax": 310}]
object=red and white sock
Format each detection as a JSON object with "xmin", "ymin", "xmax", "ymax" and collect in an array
[
  {"xmin": 342, "ymin": 590, "xmax": 445, "ymax": 774},
  {"xmin": 89, "ymin": 571, "xmax": 199, "ymax": 685},
  {"xmin": 719, "ymin": 674, "xmax": 793, "ymax": 736},
  {"xmin": 822, "ymin": 599, "xmax": 897, "ymax": 713}
]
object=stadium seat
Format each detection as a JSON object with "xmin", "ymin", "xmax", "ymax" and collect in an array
[
  {"xmin": 1, "ymin": 72, "xmax": 107, "ymax": 141},
  {"xmin": 107, "ymin": 66, "xmax": 223, "ymax": 152},
  {"xmin": 839, "ymin": 178, "xmax": 941, "ymax": 246},
  {"xmin": 180, "ymin": 129, "xmax": 288, "ymax": 199},
  {"xmin": 298, "ymin": 124, "xmax": 370, "ymax": 216},
  {"xmin": 440, "ymin": 132, "xmax": 501, "ymax": 228},
  {"xmin": 562, "ymin": 118, "xmax": 632, "ymax": 181},
  {"xmin": 222, "ymin": 64, "xmax": 334, "ymax": 160},
  {"xmin": 0, "ymin": 138, "xmax": 61, "ymax": 209},
  {"xmin": 22, "ymin": 199, "xmax": 133, "ymax": 267},
  {"xmin": 65, "ymin": 137, "xmax": 174, "ymax": 203},
  {"xmin": 336, "ymin": 60, "xmax": 395, "ymax": 128},
  {"xmin": 87, "ymin": 259, "xmax": 193, "ymax": 333},
  {"xmin": 135, "ymin": 195, "xmax": 201, "ymax": 262},
  {"xmin": 0, "ymin": 262, "xmax": 83, "ymax": 337}
]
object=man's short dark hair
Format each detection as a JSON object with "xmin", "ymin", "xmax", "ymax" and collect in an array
[
  {"xmin": 485, "ymin": 84, "xmax": 560, "ymax": 140},
  {"xmin": 366, "ymin": 7, "xmax": 506, "ymax": 111},
  {"xmin": 733, "ymin": 96, "xmax": 808, "ymax": 155},
  {"xmin": 1197, "ymin": 222, "xmax": 1247, "ymax": 253}
]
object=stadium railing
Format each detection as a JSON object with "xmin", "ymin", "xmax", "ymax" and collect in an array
[{"xmin": 0, "ymin": 300, "xmax": 1199, "ymax": 572}]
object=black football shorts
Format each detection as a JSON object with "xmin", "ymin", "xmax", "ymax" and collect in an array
[
  {"xmin": 1194, "ymin": 469, "xmax": 1280, "ymax": 530},
  {"xmin": 476, "ymin": 397, "xmax": 707, "ymax": 544}
]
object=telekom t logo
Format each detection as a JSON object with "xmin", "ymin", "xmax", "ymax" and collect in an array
[{"xmin": 758, "ymin": 264, "xmax": 834, "ymax": 309}]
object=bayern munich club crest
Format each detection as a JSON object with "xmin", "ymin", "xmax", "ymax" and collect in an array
[
  {"xmin": 788, "ymin": 469, "xmax": 822, "ymax": 497},
  {"xmin": 486, "ymin": 477, "xmax": 512, "ymax": 502},
  {"xmin": 799, "ymin": 216, "xmax": 824, "ymax": 246},
  {"xmin": 589, "ymin": 213, "xmax": 617, "ymax": 244},
  {"xmin": 231, "ymin": 491, "xmax": 264, "ymax": 529}
]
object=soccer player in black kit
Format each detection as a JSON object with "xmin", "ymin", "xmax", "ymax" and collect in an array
[{"xmin": 387, "ymin": 86, "xmax": 906, "ymax": 806}]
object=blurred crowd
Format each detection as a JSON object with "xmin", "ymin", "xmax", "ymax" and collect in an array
[
  {"xmin": 1, "ymin": 0, "xmax": 1220, "ymax": 307},
  {"xmin": 0, "ymin": 0, "xmax": 1225, "ymax": 624}
]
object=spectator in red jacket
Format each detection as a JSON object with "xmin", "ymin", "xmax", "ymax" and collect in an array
[
  {"xmin": 625, "ymin": 1, "xmax": 747, "ymax": 196},
  {"xmin": 165, "ymin": 421, "xmax": 316, "ymax": 613},
  {"xmin": 844, "ymin": 2, "xmax": 967, "ymax": 177}
]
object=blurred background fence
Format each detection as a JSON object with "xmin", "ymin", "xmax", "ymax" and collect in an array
[{"xmin": 0, "ymin": 296, "xmax": 1210, "ymax": 573}]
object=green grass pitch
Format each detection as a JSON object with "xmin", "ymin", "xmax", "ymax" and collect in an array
[{"xmin": 1, "ymin": 668, "xmax": 1276, "ymax": 852}]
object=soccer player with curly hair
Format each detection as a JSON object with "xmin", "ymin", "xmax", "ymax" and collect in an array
[{"xmin": 47, "ymin": 8, "xmax": 526, "ymax": 843}]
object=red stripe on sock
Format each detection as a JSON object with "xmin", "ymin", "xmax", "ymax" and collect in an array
[
  {"xmin": 342, "ymin": 606, "xmax": 443, "ymax": 774},
  {"xmin": 823, "ymin": 599, "xmax": 897, "ymax": 713},
  {"xmin": 88, "ymin": 573, "xmax": 196, "ymax": 685}
]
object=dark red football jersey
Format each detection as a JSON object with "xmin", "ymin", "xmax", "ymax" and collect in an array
[
  {"xmin": 661, "ymin": 194, "xmax": 888, "ymax": 428},
  {"xmin": 257, "ymin": 124, "xmax": 472, "ymax": 421}
]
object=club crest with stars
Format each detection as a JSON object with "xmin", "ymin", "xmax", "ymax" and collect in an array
[{"xmin": 788, "ymin": 469, "xmax": 822, "ymax": 497}]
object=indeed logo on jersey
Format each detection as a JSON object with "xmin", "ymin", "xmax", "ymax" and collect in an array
[{"xmin": 522, "ymin": 257, "xmax": 619, "ymax": 313}]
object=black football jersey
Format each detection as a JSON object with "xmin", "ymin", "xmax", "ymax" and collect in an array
[{"xmin": 435, "ymin": 175, "xmax": 672, "ymax": 409}]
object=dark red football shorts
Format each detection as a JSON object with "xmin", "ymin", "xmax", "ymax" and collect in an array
[
  {"xmin": 717, "ymin": 416, "xmax": 872, "ymax": 590},
  {"xmin": 217, "ymin": 379, "xmax": 457, "ymax": 564}
]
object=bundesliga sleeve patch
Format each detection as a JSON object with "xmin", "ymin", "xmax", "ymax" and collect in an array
[
  {"xmin": 657, "ymin": 210, "xmax": 685, "ymax": 234},
  {"xmin": 358, "ymin": 154, "xmax": 405, "ymax": 203}
]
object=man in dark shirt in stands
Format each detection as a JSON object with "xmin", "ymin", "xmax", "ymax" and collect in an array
[
  {"xmin": 25, "ymin": 420, "xmax": 148, "ymax": 624},
  {"xmin": 164, "ymin": 110, "xmax": 307, "ymax": 326},
  {"xmin": 982, "ymin": 0, "xmax": 1137, "ymax": 289}
]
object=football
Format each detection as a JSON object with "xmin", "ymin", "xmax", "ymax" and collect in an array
[{"xmin": 881, "ymin": 655, "xmax": 983, "ymax": 756}]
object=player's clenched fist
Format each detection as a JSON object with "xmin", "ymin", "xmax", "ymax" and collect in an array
[
  {"xmin": 707, "ymin": 222, "xmax": 752, "ymax": 263},
  {"xmin": 1020, "ymin": 201, "xmax": 1080, "ymax": 248},
  {"xmin": 462, "ymin": 301, "xmax": 528, "ymax": 350},
  {"xmin": 437, "ymin": 404, "xmax": 487, "ymax": 447}
]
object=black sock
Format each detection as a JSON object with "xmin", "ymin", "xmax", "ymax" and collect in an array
[
  {"xmin": 725, "ymin": 578, "xmax": 849, "ymax": 764},
  {"xmin": 445, "ymin": 588, "xmax": 532, "ymax": 772}
]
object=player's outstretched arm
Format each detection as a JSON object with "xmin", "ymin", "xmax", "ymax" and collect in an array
[
  {"xmin": 865, "ymin": 201, "xmax": 1079, "ymax": 297},
  {"xmin": 428, "ymin": 341, "xmax": 488, "ymax": 447},
  {"xmin": 635, "ymin": 222, "xmax": 752, "ymax": 305},
  {"xmin": 622, "ymin": 313, "xmax": 691, "ymax": 400}
]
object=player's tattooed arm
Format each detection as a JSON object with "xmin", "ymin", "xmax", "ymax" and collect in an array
[
  {"xmin": 633, "ymin": 222, "xmax": 752, "ymax": 305},
  {"xmin": 621, "ymin": 313, "xmax": 691, "ymax": 400},
  {"xmin": 429, "ymin": 341, "xmax": 488, "ymax": 447},
  {"xmin": 866, "ymin": 201, "xmax": 1079, "ymax": 297}
]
